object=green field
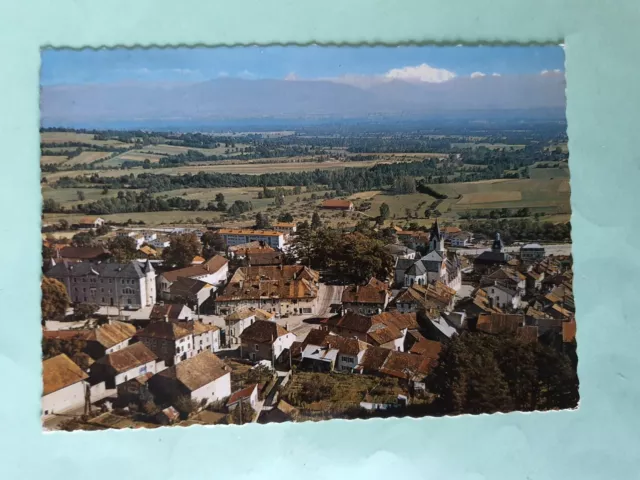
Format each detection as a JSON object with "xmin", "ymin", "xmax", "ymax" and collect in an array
[
  {"xmin": 41, "ymin": 131, "xmax": 135, "ymax": 148},
  {"xmin": 344, "ymin": 176, "xmax": 571, "ymax": 226}
]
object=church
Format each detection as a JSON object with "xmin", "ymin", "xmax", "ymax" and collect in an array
[{"xmin": 394, "ymin": 220, "xmax": 462, "ymax": 292}]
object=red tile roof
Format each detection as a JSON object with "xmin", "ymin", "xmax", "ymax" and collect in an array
[
  {"xmin": 226, "ymin": 384, "xmax": 258, "ymax": 406},
  {"xmin": 42, "ymin": 354, "xmax": 88, "ymax": 396},
  {"xmin": 240, "ymin": 320, "xmax": 291, "ymax": 344}
]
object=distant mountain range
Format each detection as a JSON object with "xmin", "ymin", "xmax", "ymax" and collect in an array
[{"xmin": 40, "ymin": 74, "xmax": 566, "ymax": 128}]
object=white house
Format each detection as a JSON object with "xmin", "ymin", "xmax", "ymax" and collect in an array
[
  {"xmin": 150, "ymin": 236, "xmax": 171, "ymax": 249},
  {"xmin": 90, "ymin": 342, "xmax": 158, "ymax": 388},
  {"xmin": 218, "ymin": 228, "xmax": 285, "ymax": 249},
  {"xmin": 137, "ymin": 320, "xmax": 195, "ymax": 367},
  {"xmin": 175, "ymin": 321, "xmax": 222, "ymax": 353},
  {"xmin": 42, "ymin": 354, "xmax": 89, "ymax": 417},
  {"xmin": 226, "ymin": 383, "xmax": 260, "ymax": 410},
  {"xmin": 224, "ymin": 307, "xmax": 275, "ymax": 345},
  {"xmin": 449, "ymin": 232, "xmax": 473, "ymax": 247},
  {"xmin": 167, "ymin": 277, "xmax": 215, "ymax": 308},
  {"xmin": 149, "ymin": 351, "xmax": 232, "ymax": 405},
  {"xmin": 158, "ymin": 255, "xmax": 229, "ymax": 300},
  {"xmin": 483, "ymin": 282, "xmax": 522, "ymax": 310},
  {"xmin": 521, "ymin": 243, "xmax": 546, "ymax": 263},
  {"xmin": 78, "ymin": 217, "xmax": 105, "ymax": 229},
  {"xmin": 240, "ymin": 320, "xmax": 297, "ymax": 362},
  {"xmin": 84, "ymin": 320, "xmax": 137, "ymax": 359}
]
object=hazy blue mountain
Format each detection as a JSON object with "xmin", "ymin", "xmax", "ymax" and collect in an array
[{"xmin": 41, "ymin": 74, "xmax": 566, "ymax": 127}]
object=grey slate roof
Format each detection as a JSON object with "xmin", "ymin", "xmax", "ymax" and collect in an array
[
  {"xmin": 395, "ymin": 258, "xmax": 415, "ymax": 272},
  {"xmin": 406, "ymin": 261, "xmax": 427, "ymax": 276},
  {"xmin": 47, "ymin": 260, "xmax": 146, "ymax": 279}
]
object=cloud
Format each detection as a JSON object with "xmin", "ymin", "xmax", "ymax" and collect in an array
[
  {"xmin": 217, "ymin": 71, "xmax": 229, "ymax": 78},
  {"xmin": 284, "ymin": 72, "xmax": 298, "ymax": 81},
  {"xmin": 171, "ymin": 68, "xmax": 199, "ymax": 76},
  {"xmin": 470, "ymin": 72, "xmax": 487, "ymax": 79},
  {"xmin": 492, "ymin": 73, "xmax": 501, "ymax": 77},
  {"xmin": 384, "ymin": 63, "xmax": 456, "ymax": 83},
  {"xmin": 237, "ymin": 69, "xmax": 256, "ymax": 79},
  {"xmin": 541, "ymin": 69, "xmax": 563, "ymax": 76}
]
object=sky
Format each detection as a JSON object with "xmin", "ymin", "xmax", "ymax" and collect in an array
[{"xmin": 41, "ymin": 45, "xmax": 565, "ymax": 86}]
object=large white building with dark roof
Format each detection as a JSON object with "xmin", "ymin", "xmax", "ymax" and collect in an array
[
  {"xmin": 46, "ymin": 259, "xmax": 157, "ymax": 308},
  {"xmin": 394, "ymin": 220, "xmax": 462, "ymax": 292}
]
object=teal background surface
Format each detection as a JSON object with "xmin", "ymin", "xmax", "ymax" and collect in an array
[{"xmin": 1, "ymin": 1, "xmax": 639, "ymax": 478}]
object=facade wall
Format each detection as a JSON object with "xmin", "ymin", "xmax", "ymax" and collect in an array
[
  {"xmin": 337, "ymin": 353, "xmax": 359, "ymax": 371},
  {"xmin": 42, "ymin": 381, "xmax": 86, "ymax": 416},
  {"xmin": 222, "ymin": 233, "xmax": 284, "ymax": 249},
  {"xmin": 61, "ymin": 271, "xmax": 156, "ymax": 308},
  {"xmin": 227, "ymin": 316, "xmax": 255, "ymax": 344},
  {"xmin": 104, "ymin": 339, "xmax": 131, "ymax": 355},
  {"xmin": 272, "ymin": 333, "xmax": 296, "ymax": 360},
  {"xmin": 190, "ymin": 373, "xmax": 232, "ymax": 404},
  {"xmin": 113, "ymin": 360, "xmax": 156, "ymax": 386},
  {"xmin": 217, "ymin": 297, "xmax": 317, "ymax": 316},
  {"xmin": 242, "ymin": 341, "xmax": 273, "ymax": 362},
  {"xmin": 487, "ymin": 286, "xmax": 520, "ymax": 310}
]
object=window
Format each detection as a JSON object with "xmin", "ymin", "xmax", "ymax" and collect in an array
[
  {"xmin": 100, "ymin": 279, "xmax": 103, "ymax": 284},
  {"xmin": 83, "ymin": 278, "xmax": 87, "ymax": 283},
  {"xmin": 73, "ymin": 278, "xmax": 76, "ymax": 283},
  {"xmin": 255, "ymin": 344, "xmax": 259, "ymax": 351},
  {"xmin": 127, "ymin": 298, "xmax": 131, "ymax": 305},
  {"xmin": 83, "ymin": 288, "xmax": 86, "ymax": 292},
  {"xmin": 121, "ymin": 280, "xmax": 125, "ymax": 285},
  {"xmin": 109, "ymin": 279, "xmax": 112, "ymax": 284},
  {"xmin": 101, "ymin": 297, "xmax": 105, "ymax": 303},
  {"xmin": 101, "ymin": 288, "xmax": 104, "ymax": 293}
]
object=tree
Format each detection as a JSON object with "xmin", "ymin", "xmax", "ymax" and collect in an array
[
  {"xmin": 274, "ymin": 193, "xmax": 285, "ymax": 207},
  {"xmin": 379, "ymin": 203, "xmax": 390, "ymax": 222},
  {"xmin": 428, "ymin": 332, "xmax": 579, "ymax": 415},
  {"xmin": 255, "ymin": 212, "xmax": 271, "ymax": 229},
  {"xmin": 201, "ymin": 231, "xmax": 226, "ymax": 257},
  {"xmin": 71, "ymin": 232, "xmax": 94, "ymax": 247},
  {"xmin": 215, "ymin": 193, "xmax": 225, "ymax": 202},
  {"xmin": 393, "ymin": 176, "xmax": 417, "ymax": 194},
  {"xmin": 73, "ymin": 303, "xmax": 99, "ymax": 320},
  {"xmin": 311, "ymin": 212, "xmax": 322, "ymax": 230},
  {"xmin": 278, "ymin": 212, "xmax": 294, "ymax": 223},
  {"xmin": 77, "ymin": 190, "xmax": 86, "ymax": 201},
  {"xmin": 58, "ymin": 219, "xmax": 69, "ymax": 230},
  {"xmin": 41, "ymin": 277, "xmax": 70, "ymax": 322},
  {"xmin": 162, "ymin": 233, "xmax": 201, "ymax": 268},
  {"xmin": 108, "ymin": 236, "xmax": 138, "ymax": 263}
]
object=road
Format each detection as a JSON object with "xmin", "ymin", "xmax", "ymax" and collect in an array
[
  {"xmin": 455, "ymin": 243, "xmax": 572, "ymax": 257},
  {"xmin": 274, "ymin": 284, "xmax": 344, "ymax": 342}
]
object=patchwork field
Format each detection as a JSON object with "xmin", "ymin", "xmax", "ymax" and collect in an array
[
  {"xmin": 41, "ymin": 155, "xmax": 69, "ymax": 165},
  {"xmin": 457, "ymin": 191, "xmax": 523, "ymax": 205},
  {"xmin": 63, "ymin": 151, "xmax": 112, "ymax": 166},
  {"xmin": 40, "ymin": 131, "xmax": 134, "ymax": 148}
]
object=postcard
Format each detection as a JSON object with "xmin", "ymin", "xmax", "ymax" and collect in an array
[{"xmin": 39, "ymin": 45, "xmax": 577, "ymax": 430}]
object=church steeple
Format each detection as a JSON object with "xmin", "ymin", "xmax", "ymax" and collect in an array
[
  {"xmin": 428, "ymin": 219, "xmax": 446, "ymax": 256},
  {"xmin": 492, "ymin": 232, "xmax": 504, "ymax": 253}
]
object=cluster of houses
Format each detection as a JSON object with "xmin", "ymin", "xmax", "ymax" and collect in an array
[{"xmin": 41, "ymin": 216, "xmax": 574, "ymax": 426}]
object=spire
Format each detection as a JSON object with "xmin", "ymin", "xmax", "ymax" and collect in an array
[
  {"xmin": 144, "ymin": 258, "xmax": 154, "ymax": 274},
  {"xmin": 492, "ymin": 232, "xmax": 504, "ymax": 253},
  {"xmin": 430, "ymin": 218, "xmax": 442, "ymax": 242}
]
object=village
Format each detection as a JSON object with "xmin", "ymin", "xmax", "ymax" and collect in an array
[{"xmin": 41, "ymin": 197, "xmax": 576, "ymax": 430}]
